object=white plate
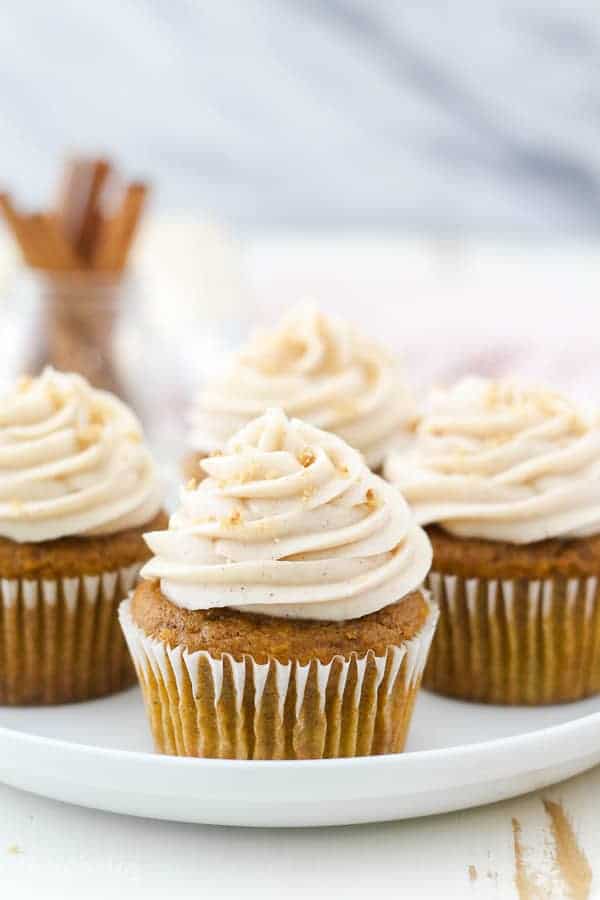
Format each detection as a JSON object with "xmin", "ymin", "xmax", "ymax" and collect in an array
[{"xmin": 1, "ymin": 687, "xmax": 600, "ymax": 827}]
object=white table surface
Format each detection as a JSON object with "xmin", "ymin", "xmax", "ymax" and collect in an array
[
  {"xmin": 0, "ymin": 764, "xmax": 597, "ymax": 900},
  {"xmin": 2, "ymin": 232, "xmax": 600, "ymax": 898}
]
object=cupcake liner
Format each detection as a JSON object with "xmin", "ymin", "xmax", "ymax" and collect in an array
[
  {"xmin": 425, "ymin": 571, "xmax": 600, "ymax": 705},
  {"xmin": 0, "ymin": 563, "xmax": 142, "ymax": 705},
  {"xmin": 119, "ymin": 596, "xmax": 438, "ymax": 760}
]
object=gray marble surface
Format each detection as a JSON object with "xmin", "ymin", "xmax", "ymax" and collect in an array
[{"xmin": 0, "ymin": 1, "xmax": 599, "ymax": 233}]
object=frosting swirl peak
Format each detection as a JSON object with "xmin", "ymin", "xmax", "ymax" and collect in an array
[
  {"xmin": 0, "ymin": 368, "xmax": 162, "ymax": 542},
  {"xmin": 144, "ymin": 408, "xmax": 431, "ymax": 620},
  {"xmin": 385, "ymin": 377, "xmax": 600, "ymax": 544},
  {"xmin": 190, "ymin": 303, "xmax": 416, "ymax": 468}
]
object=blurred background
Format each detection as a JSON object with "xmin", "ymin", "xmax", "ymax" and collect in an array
[
  {"xmin": 0, "ymin": 1, "xmax": 599, "ymax": 450},
  {"xmin": 2, "ymin": 1, "xmax": 600, "ymax": 233}
]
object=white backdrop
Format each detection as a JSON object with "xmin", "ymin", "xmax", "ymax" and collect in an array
[{"xmin": 0, "ymin": 1, "xmax": 599, "ymax": 233}]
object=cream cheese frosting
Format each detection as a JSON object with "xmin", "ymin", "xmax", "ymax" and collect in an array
[
  {"xmin": 144, "ymin": 408, "xmax": 431, "ymax": 620},
  {"xmin": 0, "ymin": 368, "xmax": 162, "ymax": 542},
  {"xmin": 189, "ymin": 303, "xmax": 417, "ymax": 469},
  {"xmin": 385, "ymin": 376, "xmax": 600, "ymax": 544}
]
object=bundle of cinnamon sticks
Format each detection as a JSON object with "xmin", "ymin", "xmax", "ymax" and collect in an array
[
  {"xmin": 0, "ymin": 157, "xmax": 150, "ymax": 397},
  {"xmin": 0, "ymin": 157, "xmax": 148, "ymax": 274}
]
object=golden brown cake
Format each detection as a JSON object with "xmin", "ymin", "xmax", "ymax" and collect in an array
[
  {"xmin": 122, "ymin": 409, "xmax": 437, "ymax": 759},
  {"xmin": 386, "ymin": 377, "xmax": 600, "ymax": 705},
  {"xmin": 0, "ymin": 512, "xmax": 167, "ymax": 580},
  {"xmin": 0, "ymin": 369, "xmax": 165, "ymax": 705},
  {"xmin": 132, "ymin": 579, "xmax": 429, "ymax": 662}
]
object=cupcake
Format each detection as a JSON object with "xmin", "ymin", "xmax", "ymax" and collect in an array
[
  {"xmin": 184, "ymin": 303, "xmax": 416, "ymax": 478},
  {"xmin": 121, "ymin": 408, "xmax": 437, "ymax": 759},
  {"xmin": 0, "ymin": 368, "xmax": 166, "ymax": 704},
  {"xmin": 385, "ymin": 376, "xmax": 600, "ymax": 705}
]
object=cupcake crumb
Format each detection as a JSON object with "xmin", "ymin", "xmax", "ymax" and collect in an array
[
  {"xmin": 16, "ymin": 376, "xmax": 32, "ymax": 393},
  {"xmin": 299, "ymin": 448, "xmax": 316, "ymax": 468},
  {"xmin": 571, "ymin": 414, "xmax": 588, "ymax": 436},
  {"xmin": 89, "ymin": 407, "xmax": 104, "ymax": 426},
  {"xmin": 364, "ymin": 488, "xmax": 378, "ymax": 509},
  {"xmin": 76, "ymin": 424, "xmax": 102, "ymax": 450},
  {"xmin": 222, "ymin": 509, "xmax": 242, "ymax": 527},
  {"xmin": 46, "ymin": 384, "xmax": 64, "ymax": 410}
]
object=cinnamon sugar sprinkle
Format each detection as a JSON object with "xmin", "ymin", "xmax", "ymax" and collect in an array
[
  {"xmin": 512, "ymin": 802, "xmax": 592, "ymax": 900},
  {"xmin": 223, "ymin": 509, "xmax": 242, "ymax": 527},
  {"xmin": 299, "ymin": 447, "xmax": 316, "ymax": 468},
  {"xmin": 543, "ymin": 800, "xmax": 591, "ymax": 900},
  {"xmin": 364, "ymin": 488, "xmax": 377, "ymax": 509},
  {"xmin": 16, "ymin": 375, "xmax": 33, "ymax": 393},
  {"xmin": 76, "ymin": 424, "xmax": 102, "ymax": 449}
]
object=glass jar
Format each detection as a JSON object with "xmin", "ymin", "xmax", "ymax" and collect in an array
[
  {"xmin": 28, "ymin": 271, "xmax": 126, "ymax": 397},
  {"xmin": 0, "ymin": 222, "xmax": 254, "ymax": 476},
  {"xmin": 0, "ymin": 269, "xmax": 191, "ymax": 462}
]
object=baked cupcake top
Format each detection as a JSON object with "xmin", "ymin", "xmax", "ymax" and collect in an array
[
  {"xmin": 0, "ymin": 368, "xmax": 162, "ymax": 543},
  {"xmin": 143, "ymin": 408, "xmax": 431, "ymax": 620},
  {"xmin": 189, "ymin": 303, "xmax": 416, "ymax": 469},
  {"xmin": 385, "ymin": 376, "xmax": 600, "ymax": 544}
]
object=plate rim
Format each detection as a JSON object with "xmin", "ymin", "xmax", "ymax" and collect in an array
[
  {"xmin": 3, "ymin": 698, "xmax": 600, "ymax": 826},
  {"xmin": 1, "ymin": 704, "xmax": 600, "ymax": 771}
]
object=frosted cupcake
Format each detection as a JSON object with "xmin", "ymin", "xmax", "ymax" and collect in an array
[
  {"xmin": 386, "ymin": 376, "xmax": 600, "ymax": 705},
  {"xmin": 185, "ymin": 303, "xmax": 416, "ymax": 477},
  {"xmin": 121, "ymin": 408, "xmax": 436, "ymax": 759},
  {"xmin": 0, "ymin": 368, "xmax": 165, "ymax": 704}
]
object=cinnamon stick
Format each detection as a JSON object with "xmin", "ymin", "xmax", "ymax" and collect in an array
[
  {"xmin": 22, "ymin": 214, "xmax": 51, "ymax": 268},
  {"xmin": 44, "ymin": 214, "xmax": 83, "ymax": 270},
  {"xmin": 77, "ymin": 158, "xmax": 111, "ymax": 262},
  {"xmin": 28, "ymin": 213, "xmax": 82, "ymax": 271},
  {"xmin": 92, "ymin": 182, "xmax": 148, "ymax": 272},
  {"xmin": 0, "ymin": 194, "xmax": 36, "ymax": 265},
  {"xmin": 56, "ymin": 158, "xmax": 90, "ymax": 248},
  {"xmin": 3, "ymin": 158, "xmax": 148, "ymax": 274}
]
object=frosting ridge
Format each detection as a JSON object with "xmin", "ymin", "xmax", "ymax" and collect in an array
[
  {"xmin": 190, "ymin": 303, "xmax": 416, "ymax": 468},
  {"xmin": 144, "ymin": 408, "xmax": 431, "ymax": 620},
  {"xmin": 385, "ymin": 376, "xmax": 600, "ymax": 543},
  {"xmin": 0, "ymin": 368, "xmax": 162, "ymax": 542}
]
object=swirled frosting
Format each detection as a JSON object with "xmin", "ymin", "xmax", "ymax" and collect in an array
[
  {"xmin": 189, "ymin": 303, "xmax": 416, "ymax": 469},
  {"xmin": 0, "ymin": 368, "xmax": 162, "ymax": 542},
  {"xmin": 385, "ymin": 376, "xmax": 600, "ymax": 544},
  {"xmin": 144, "ymin": 408, "xmax": 431, "ymax": 620}
]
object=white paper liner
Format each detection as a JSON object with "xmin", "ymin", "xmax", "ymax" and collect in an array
[
  {"xmin": 119, "ymin": 594, "xmax": 438, "ymax": 759},
  {"xmin": 425, "ymin": 571, "xmax": 600, "ymax": 704},
  {"xmin": 0, "ymin": 562, "xmax": 142, "ymax": 705}
]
